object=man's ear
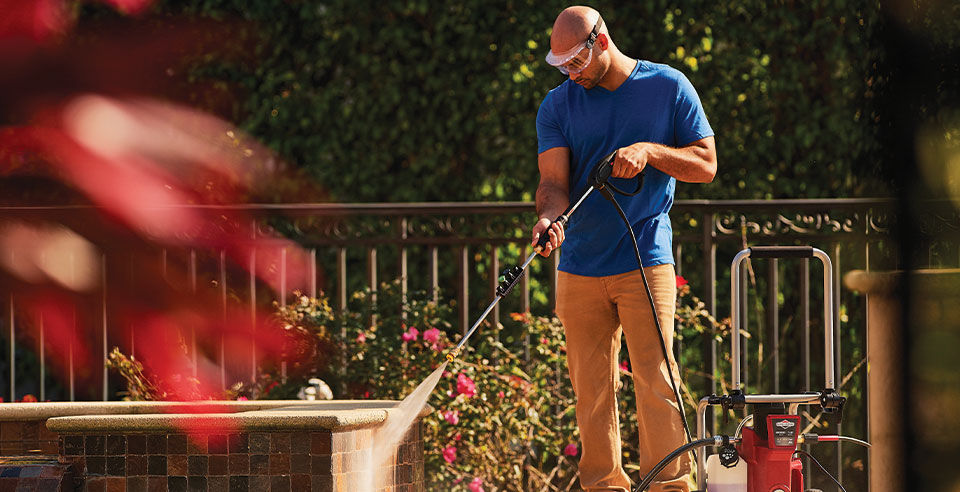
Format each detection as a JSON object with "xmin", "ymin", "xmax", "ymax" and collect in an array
[{"xmin": 598, "ymin": 33, "xmax": 609, "ymax": 50}]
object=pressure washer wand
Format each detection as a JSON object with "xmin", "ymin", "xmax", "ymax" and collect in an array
[{"xmin": 446, "ymin": 152, "xmax": 618, "ymax": 362}]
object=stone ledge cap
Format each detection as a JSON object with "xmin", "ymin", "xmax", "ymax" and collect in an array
[
  {"xmin": 44, "ymin": 400, "xmax": 432, "ymax": 433},
  {"xmin": 0, "ymin": 400, "xmax": 327, "ymax": 422}
]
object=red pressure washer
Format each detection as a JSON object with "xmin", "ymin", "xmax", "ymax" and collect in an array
[{"xmin": 631, "ymin": 246, "xmax": 870, "ymax": 492}]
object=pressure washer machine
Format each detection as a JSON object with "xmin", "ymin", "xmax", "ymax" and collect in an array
[{"xmin": 632, "ymin": 246, "xmax": 869, "ymax": 492}]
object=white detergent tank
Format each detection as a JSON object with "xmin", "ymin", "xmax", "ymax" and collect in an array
[{"xmin": 705, "ymin": 453, "xmax": 748, "ymax": 492}]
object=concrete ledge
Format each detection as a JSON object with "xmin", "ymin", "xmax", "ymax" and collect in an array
[
  {"xmin": 45, "ymin": 400, "xmax": 431, "ymax": 433},
  {"xmin": 0, "ymin": 400, "xmax": 327, "ymax": 421}
]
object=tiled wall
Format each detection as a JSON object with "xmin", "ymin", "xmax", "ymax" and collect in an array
[
  {"xmin": 0, "ymin": 460, "xmax": 78, "ymax": 491},
  {"xmin": 57, "ymin": 422, "xmax": 424, "ymax": 492},
  {"xmin": 0, "ymin": 421, "xmax": 60, "ymax": 455}
]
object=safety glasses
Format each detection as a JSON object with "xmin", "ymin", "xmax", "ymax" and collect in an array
[{"xmin": 545, "ymin": 17, "xmax": 603, "ymax": 75}]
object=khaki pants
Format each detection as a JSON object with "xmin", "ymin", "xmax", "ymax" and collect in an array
[{"xmin": 556, "ymin": 264, "xmax": 691, "ymax": 492}]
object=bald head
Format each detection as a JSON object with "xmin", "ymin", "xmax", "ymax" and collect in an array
[{"xmin": 550, "ymin": 6, "xmax": 605, "ymax": 54}]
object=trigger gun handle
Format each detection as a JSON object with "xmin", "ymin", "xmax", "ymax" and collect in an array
[{"xmin": 534, "ymin": 214, "xmax": 568, "ymax": 253}]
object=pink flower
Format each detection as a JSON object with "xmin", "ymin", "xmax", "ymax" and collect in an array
[
  {"xmin": 469, "ymin": 477, "xmax": 484, "ymax": 492},
  {"xmin": 676, "ymin": 275, "xmax": 688, "ymax": 287},
  {"xmin": 102, "ymin": 0, "xmax": 153, "ymax": 14},
  {"xmin": 564, "ymin": 443, "xmax": 579, "ymax": 456},
  {"xmin": 619, "ymin": 360, "xmax": 630, "ymax": 372},
  {"xmin": 442, "ymin": 445, "xmax": 457, "ymax": 463},
  {"xmin": 540, "ymin": 337, "xmax": 549, "ymax": 345},
  {"xmin": 454, "ymin": 432, "xmax": 462, "ymax": 441},
  {"xmin": 444, "ymin": 410, "xmax": 459, "ymax": 425},
  {"xmin": 356, "ymin": 332, "xmax": 366, "ymax": 343},
  {"xmin": 456, "ymin": 373, "xmax": 476, "ymax": 398},
  {"xmin": 497, "ymin": 391, "xmax": 505, "ymax": 399},
  {"xmin": 423, "ymin": 327, "xmax": 441, "ymax": 344},
  {"xmin": 236, "ymin": 396, "xmax": 248, "ymax": 401},
  {"xmin": 401, "ymin": 326, "xmax": 419, "ymax": 342}
]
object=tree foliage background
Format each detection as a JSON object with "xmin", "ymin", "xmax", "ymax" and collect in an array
[{"xmin": 78, "ymin": 0, "xmax": 919, "ymax": 203}]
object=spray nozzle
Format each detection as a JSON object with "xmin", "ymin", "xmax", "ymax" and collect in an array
[{"xmin": 496, "ymin": 266, "xmax": 525, "ymax": 297}]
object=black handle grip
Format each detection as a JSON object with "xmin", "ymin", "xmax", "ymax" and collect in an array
[
  {"xmin": 748, "ymin": 246, "xmax": 815, "ymax": 259},
  {"xmin": 589, "ymin": 150, "xmax": 617, "ymax": 188},
  {"xmin": 535, "ymin": 214, "xmax": 568, "ymax": 251}
]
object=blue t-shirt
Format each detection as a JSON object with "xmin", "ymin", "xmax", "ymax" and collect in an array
[{"xmin": 536, "ymin": 60, "xmax": 713, "ymax": 276}]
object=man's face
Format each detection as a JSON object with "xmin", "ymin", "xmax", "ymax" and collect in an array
[{"xmin": 567, "ymin": 43, "xmax": 607, "ymax": 89}]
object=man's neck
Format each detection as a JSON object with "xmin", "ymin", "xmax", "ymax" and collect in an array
[{"xmin": 597, "ymin": 52, "xmax": 637, "ymax": 91}]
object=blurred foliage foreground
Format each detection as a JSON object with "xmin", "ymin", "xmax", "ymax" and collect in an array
[{"xmin": 109, "ymin": 277, "xmax": 752, "ymax": 490}]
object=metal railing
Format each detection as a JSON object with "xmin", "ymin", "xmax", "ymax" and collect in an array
[{"xmin": 0, "ymin": 198, "xmax": 907, "ymax": 400}]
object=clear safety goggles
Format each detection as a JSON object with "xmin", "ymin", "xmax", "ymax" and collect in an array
[{"xmin": 545, "ymin": 17, "xmax": 603, "ymax": 75}]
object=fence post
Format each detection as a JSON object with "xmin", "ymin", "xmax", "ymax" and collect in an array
[{"xmin": 701, "ymin": 211, "xmax": 716, "ymax": 426}]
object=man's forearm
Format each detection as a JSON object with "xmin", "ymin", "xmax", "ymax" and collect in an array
[
  {"xmin": 536, "ymin": 181, "xmax": 569, "ymax": 221},
  {"xmin": 640, "ymin": 140, "xmax": 717, "ymax": 183}
]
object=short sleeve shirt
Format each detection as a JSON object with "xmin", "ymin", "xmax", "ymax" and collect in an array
[{"xmin": 536, "ymin": 60, "xmax": 714, "ymax": 276}]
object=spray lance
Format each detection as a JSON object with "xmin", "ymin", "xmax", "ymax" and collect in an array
[{"xmin": 446, "ymin": 149, "xmax": 632, "ymax": 362}]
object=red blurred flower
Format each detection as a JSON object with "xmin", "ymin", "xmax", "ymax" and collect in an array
[
  {"xmin": 422, "ymin": 327, "xmax": 441, "ymax": 344},
  {"xmin": 563, "ymin": 443, "xmax": 578, "ymax": 456},
  {"xmin": 469, "ymin": 477, "xmax": 485, "ymax": 492},
  {"xmin": 456, "ymin": 373, "xmax": 476, "ymax": 398},
  {"xmin": 443, "ymin": 410, "xmax": 459, "ymax": 425},
  {"xmin": 356, "ymin": 332, "xmax": 366, "ymax": 344},
  {"xmin": 100, "ymin": 0, "xmax": 152, "ymax": 14},
  {"xmin": 401, "ymin": 326, "xmax": 419, "ymax": 342},
  {"xmin": 676, "ymin": 275, "xmax": 688, "ymax": 287},
  {"xmin": 442, "ymin": 445, "xmax": 457, "ymax": 463},
  {"xmin": 619, "ymin": 360, "xmax": 630, "ymax": 372},
  {"xmin": 20, "ymin": 394, "xmax": 38, "ymax": 403},
  {"xmin": 0, "ymin": 0, "xmax": 69, "ymax": 41},
  {"xmin": 263, "ymin": 381, "xmax": 279, "ymax": 396}
]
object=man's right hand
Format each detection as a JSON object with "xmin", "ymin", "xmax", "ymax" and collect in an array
[{"xmin": 531, "ymin": 217, "xmax": 565, "ymax": 257}]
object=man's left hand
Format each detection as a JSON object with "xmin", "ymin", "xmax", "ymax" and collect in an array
[{"xmin": 611, "ymin": 143, "xmax": 649, "ymax": 179}]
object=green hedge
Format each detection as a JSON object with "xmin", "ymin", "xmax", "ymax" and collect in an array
[{"xmin": 139, "ymin": 0, "xmax": 892, "ymax": 202}]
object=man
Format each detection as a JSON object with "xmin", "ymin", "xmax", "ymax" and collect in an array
[{"xmin": 532, "ymin": 6, "xmax": 717, "ymax": 492}]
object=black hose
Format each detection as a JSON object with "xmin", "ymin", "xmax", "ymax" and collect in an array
[
  {"xmin": 632, "ymin": 437, "xmax": 717, "ymax": 491},
  {"xmin": 794, "ymin": 449, "xmax": 847, "ymax": 492},
  {"xmin": 602, "ymin": 188, "xmax": 695, "ymax": 448}
]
